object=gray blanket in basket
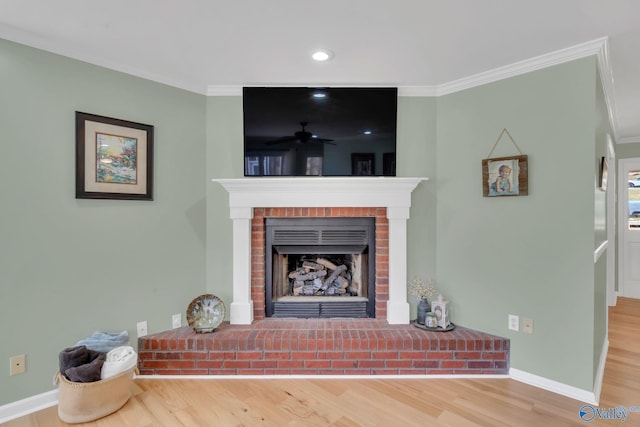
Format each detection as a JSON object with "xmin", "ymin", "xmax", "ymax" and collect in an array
[{"xmin": 59, "ymin": 346, "xmax": 106, "ymax": 382}]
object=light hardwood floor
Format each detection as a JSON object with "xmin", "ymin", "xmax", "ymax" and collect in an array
[{"xmin": 5, "ymin": 298, "xmax": 640, "ymax": 426}]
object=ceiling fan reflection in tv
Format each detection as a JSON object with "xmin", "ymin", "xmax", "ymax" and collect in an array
[{"xmin": 265, "ymin": 121, "xmax": 335, "ymax": 145}]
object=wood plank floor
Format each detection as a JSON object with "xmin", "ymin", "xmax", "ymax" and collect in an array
[{"xmin": 5, "ymin": 298, "xmax": 640, "ymax": 426}]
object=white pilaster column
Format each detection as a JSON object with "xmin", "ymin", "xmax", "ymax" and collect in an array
[
  {"xmin": 386, "ymin": 206, "xmax": 411, "ymax": 324},
  {"xmin": 229, "ymin": 207, "xmax": 254, "ymax": 324}
]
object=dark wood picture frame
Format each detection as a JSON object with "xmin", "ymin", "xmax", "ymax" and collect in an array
[
  {"xmin": 599, "ymin": 156, "xmax": 608, "ymax": 192},
  {"xmin": 76, "ymin": 112, "xmax": 154, "ymax": 200},
  {"xmin": 482, "ymin": 155, "xmax": 528, "ymax": 197},
  {"xmin": 351, "ymin": 153, "xmax": 375, "ymax": 176}
]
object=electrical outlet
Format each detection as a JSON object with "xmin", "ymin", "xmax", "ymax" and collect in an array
[
  {"xmin": 522, "ymin": 318, "xmax": 534, "ymax": 334},
  {"xmin": 10, "ymin": 354, "xmax": 26, "ymax": 376},
  {"xmin": 508, "ymin": 314, "xmax": 519, "ymax": 331},
  {"xmin": 172, "ymin": 314, "xmax": 181, "ymax": 329},
  {"xmin": 137, "ymin": 321, "xmax": 148, "ymax": 337}
]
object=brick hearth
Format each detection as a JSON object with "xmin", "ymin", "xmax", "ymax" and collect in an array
[{"xmin": 138, "ymin": 319, "xmax": 509, "ymax": 376}]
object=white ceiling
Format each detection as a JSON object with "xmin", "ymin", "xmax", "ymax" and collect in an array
[{"xmin": 2, "ymin": 0, "xmax": 640, "ymax": 141}]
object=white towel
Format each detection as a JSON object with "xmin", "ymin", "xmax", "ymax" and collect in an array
[{"xmin": 100, "ymin": 346, "xmax": 137, "ymax": 380}]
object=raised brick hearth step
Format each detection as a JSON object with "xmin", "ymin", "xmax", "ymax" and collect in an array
[{"xmin": 138, "ymin": 319, "xmax": 509, "ymax": 376}]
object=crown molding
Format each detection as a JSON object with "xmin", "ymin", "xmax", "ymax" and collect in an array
[
  {"xmin": 208, "ymin": 38, "xmax": 610, "ymax": 98},
  {"xmin": 204, "ymin": 39, "xmax": 625, "ymax": 143},
  {"xmin": 437, "ymin": 37, "xmax": 608, "ymax": 96},
  {"xmin": 618, "ymin": 136, "xmax": 640, "ymax": 144},
  {"xmin": 397, "ymin": 86, "xmax": 438, "ymax": 96},
  {"xmin": 1, "ymin": 29, "xmax": 619, "ymax": 136},
  {"xmin": 595, "ymin": 38, "xmax": 619, "ymax": 142}
]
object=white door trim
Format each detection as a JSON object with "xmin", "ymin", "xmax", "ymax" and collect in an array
[
  {"xmin": 606, "ymin": 136, "xmax": 616, "ymax": 306},
  {"xmin": 617, "ymin": 157, "xmax": 640, "ymax": 298}
]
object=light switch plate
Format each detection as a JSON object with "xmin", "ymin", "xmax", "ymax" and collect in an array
[
  {"xmin": 172, "ymin": 314, "xmax": 181, "ymax": 329},
  {"xmin": 508, "ymin": 314, "xmax": 519, "ymax": 332},
  {"xmin": 137, "ymin": 321, "xmax": 148, "ymax": 337}
]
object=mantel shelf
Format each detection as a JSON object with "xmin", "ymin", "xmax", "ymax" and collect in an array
[{"xmin": 212, "ymin": 177, "xmax": 428, "ymax": 211}]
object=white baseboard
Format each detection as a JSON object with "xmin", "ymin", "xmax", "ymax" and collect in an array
[
  {"xmin": 509, "ymin": 368, "xmax": 599, "ymax": 405},
  {"xmin": 509, "ymin": 336, "xmax": 609, "ymax": 405},
  {"xmin": 0, "ymin": 389, "xmax": 58, "ymax": 424},
  {"xmin": 593, "ymin": 338, "xmax": 610, "ymax": 404},
  {"xmin": 608, "ymin": 291, "xmax": 618, "ymax": 307}
]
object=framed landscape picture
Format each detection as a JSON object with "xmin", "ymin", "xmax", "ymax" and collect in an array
[{"xmin": 76, "ymin": 112, "xmax": 154, "ymax": 200}]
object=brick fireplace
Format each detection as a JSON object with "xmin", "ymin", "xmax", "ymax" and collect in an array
[
  {"xmin": 213, "ymin": 177, "xmax": 427, "ymax": 325},
  {"xmin": 137, "ymin": 177, "xmax": 510, "ymax": 377}
]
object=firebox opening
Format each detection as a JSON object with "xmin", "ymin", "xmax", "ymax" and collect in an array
[
  {"xmin": 265, "ymin": 217, "xmax": 376, "ymax": 318},
  {"xmin": 274, "ymin": 251, "xmax": 368, "ymax": 299}
]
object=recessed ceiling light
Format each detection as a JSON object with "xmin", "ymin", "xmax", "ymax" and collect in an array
[
  {"xmin": 363, "ymin": 130, "xmax": 372, "ymax": 135},
  {"xmin": 312, "ymin": 50, "xmax": 334, "ymax": 61}
]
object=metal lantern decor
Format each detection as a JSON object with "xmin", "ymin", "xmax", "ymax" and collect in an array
[{"xmin": 431, "ymin": 295, "xmax": 450, "ymax": 329}]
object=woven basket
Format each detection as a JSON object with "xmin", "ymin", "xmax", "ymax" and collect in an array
[{"xmin": 54, "ymin": 367, "xmax": 138, "ymax": 424}]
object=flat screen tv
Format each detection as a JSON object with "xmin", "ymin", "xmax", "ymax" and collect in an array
[{"xmin": 243, "ymin": 87, "xmax": 397, "ymax": 177}]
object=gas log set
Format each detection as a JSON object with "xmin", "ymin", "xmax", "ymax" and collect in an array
[{"xmin": 287, "ymin": 257, "xmax": 356, "ymax": 297}]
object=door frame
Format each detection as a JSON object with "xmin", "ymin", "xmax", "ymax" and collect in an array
[
  {"xmin": 617, "ymin": 156, "xmax": 640, "ymax": 299},
  {"xmin": 606, "ymin": 136, "xmax": 616, "ymax": 306}
]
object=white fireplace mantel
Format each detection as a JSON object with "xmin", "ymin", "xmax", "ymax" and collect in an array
[{"xmin": 213, "ymin": 177, "xmax": 427, "ymax": 325}]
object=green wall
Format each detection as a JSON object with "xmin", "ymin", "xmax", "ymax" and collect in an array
[
  {"xmin": 0, "ymin": 36, "xmax": 610, "ymax": 406},
  {"xmin": 398, "ymin": 97, "xmax": 438, "ymax": 313},
  {"xmin": 205, "ymin": 96, "xmax": 242, "ymax": 305},
  {"xmin": 0, "ymin": 39, "xmax": 207, "ymax": 405},
  {"xmin": 435, "ymin": 57, "xmax": 600, "ymax": 390}
]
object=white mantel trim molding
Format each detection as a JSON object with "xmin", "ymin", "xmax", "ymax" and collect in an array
[{"xmin": 213, "ymin": 177, "xmax": 427, "ymax": 325}]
